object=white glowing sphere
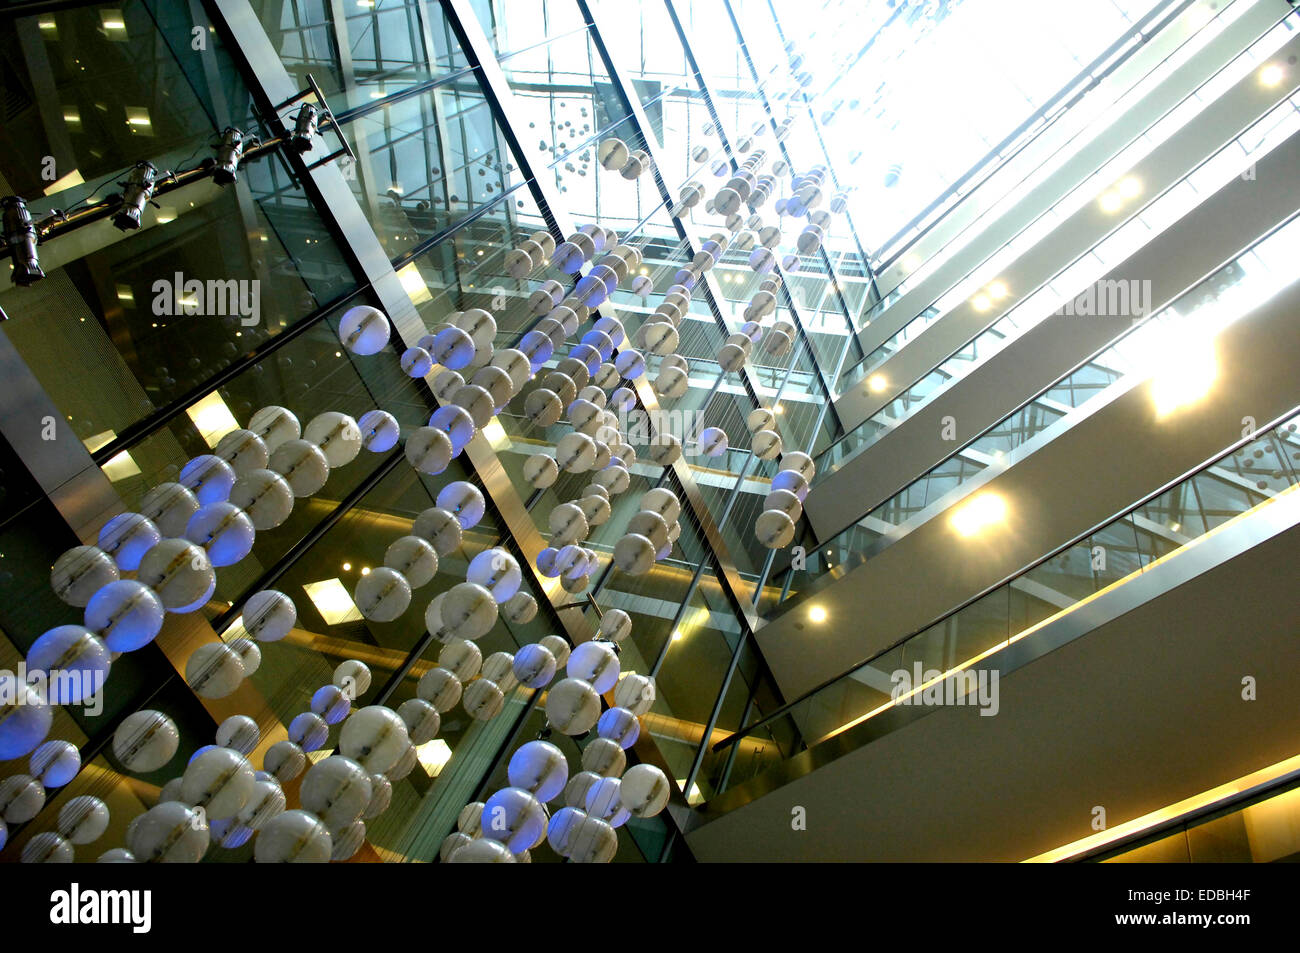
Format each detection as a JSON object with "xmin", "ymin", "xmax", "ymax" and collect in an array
[
  {"xmin": 405, "ymin": 426, "xmax": 453, "ymax": 476},
  {"xmin": 51, "ymin": 545, "xmax": 120, "ymax": 608},
  {"xmin": 268, "ymin": 438, "xmax": 330, "ymax": 496},
  {"xmin": 185, "ymin": 641, "xmax": 247, "ymax": 698},
  {"xmin": 481, "ymin": 786, "xmax": 547, "ymax": 852},
  {"xmin": 752, "ymin": 429, "xmax": 783, "ymax": 460},
  {"xmin": 463, "ymin": 678, "xmax": 505, "ymax": 720},
  {"xmin": 581, "ymin": 736, "xmax": 626, "ymax": 777},
  {"xmin": 385, "ymin": 535, "xmax": 438, "ymax": 588},
  {"xmin": 359, "ymin": 409, "xmax": 401, "ymax": 452},
  {"xmin": 0, "ymin": 774, "xmax": 45, "ymax": 826},
  {"xmin": 334, "ymin": 658, "xmax": 373, "ymax": 696},
  {"xmin": 229, "ymin": 468, "xmax": 294, "ymax": 529},
  {"xmin": 30, "ymin": 740, "xmax": 80, "ymax": 788},
  {"xmin": 615, "ymin": 672, "xmax": 656, "ymax": 716},
  {"xmin": 508, "ymin": 740, "xmax": 569, "ymax": 802},
  {"xmin": 303, "ymin": 411, "xmax": 363, "ymax": 467},
  {"xmin": 436, "ymin": 481, "xmax": 486, "ymax": 529},
  {"xmin": 249, "ymin": 405, "xmax": 301, "ymax": 452},
  {"xmin": 440, "ymin": 582, "xmax": 499, "ymax": 640},
  {"xmin": 338, "ymin": 705, "xmax": 410, "ymax": 775},
  {"xmin": 128, "ymin": 801, "xmax": 208, "ymax": 863},
  {"xmin": 397, "ymin": 697, "xmax": 441, "ymax": 744},
  {"xmin": 568, "ymin": 641, "xmax": 620, "ymax": 693},
  {"xmin": 214, "ymin": 429, "xmax": 269, "ymax": 476},
  {"xmin": 254, "ymin": 809, "xmax": 331, "ymax": 863},
  {"xmin": 413, "ymin": 506, "xmax": 463, "ymax": 556},
  {"xmin": 613, "ymin": 533, "xmax": 656, "ymax": 575},
  {"xmin": 288, "ymin": 712, "xmax": 330, "ymax": 752},
  {"xmin": 502, "ymin": 591, "xmax": 538, "ymax": 624},
  {"xmin": 339, "ymin": 305, "xmax": 391, "ymax": 355},
  {"xmin": 466, "ymin": 547, "xmax": 523, "ymax": 602},
  {"xmin": 417, "ymin": 667, "xmax": 463, "ymax": 713},
  {"xmin": 263, "ymin": 739, "xmax": 307, "ymax": 783},
  {"xmin": 546, "ymin": 677, "xmax": 602, "ymax": 735},
  {"xmin": 112, "ymin": 709, "xmax": 178, "ymax": 772},
  {"xmin": 439, "ymin": 638, "xmax": 483, "ymax": 682},
  {"xmin": 512, "ymin": 643, "xmax": 558, "ymax": 689},
  {"xmin": 58, "ymin": 795, "xmax": 110, "ymax": 844},
  {"xmin": 300, "ymin": 755, "xmax": 372, "ymax": 829},
  {"xmin": 755, "ymin": 508, "xmax": 797, "ymax": 548},
  {"xmin": 621, "ymin": 762, "xmax": 672, "ymax": 817},
  {"xmin": 97, "ymin": 512, "xmax": 161, "ymax": 571},
  {"xmin": 182, "ymin": 746, "xmax": 255, "ymax": 820}
]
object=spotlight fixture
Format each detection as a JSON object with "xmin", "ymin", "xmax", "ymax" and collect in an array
[
  {"xmin": 112, "ymin": 160, "xmax": 160, "ymax": 231},
  {"xmin": 270, "ymin": 75, "xmax": 355, "ymax": 170},
  {"xmin": 289, "ymin": 102, "xmax": 319, "ymax": 154},
  {"xmin": 212, "ymin": 126, "xmax": 258, "ymax": 185},
  {"xmin": 2, "ymin": 196, "xmax": 44, "ymax": 286}
]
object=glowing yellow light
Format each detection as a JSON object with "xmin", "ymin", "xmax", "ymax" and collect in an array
[
  {"xmin": 361, "ymin": 566, "xmax": 371, "ymax": 575},
  {"xmin": 675, "ymin": 778, "xmax": 705, "ymax": 805},
  {"xmin": 1099, "ymin": 191, "xmax": 1123, "ymax": 213},
  {"xmin": 416, "ymin": 739, "xmax": 452, "ymax": 777},
  {"xmin": 342, "ymin": 562, "xmax": 352, "ymax": 571},
  {"xmin": 773, "ymin": 404, "xmax": 784, "ymax": 414},
  {"xmin": 972, "ymin": 293, "xmax": 991, "ymax": 311},
  {"xmin": 397, "ymin": 262, "xmax": 431, "ymax": 304},
  {"xmin": 867, "ymin": 373, "xmax": 888, "ymax": 393},
  {"xmin": 124, "ymin": 107, "xmax": 152, "ymax": 129},
  {"xmin": 808, "ymin": 605, "xmax": 827, "ymax": 623},
  {"xmin": 950, "ymin": 492, "xmax": 1008, "ymax": 537},
  {"xmin": 902, "ymin": 253, "xmax": 923, "ymax": 272},
  {"xmin": 1151, "ymin": 336, "xmax": 1217, "ymax": 418},
  {"xmin": 43, "ymin": 169, "xmax": 84, "ymax": 196},
  {"xmin": 186, "ymin": 392, "xmax": 240, "ymax": 447},
  {"xmin": 1260, "ymin": 63, "xmax": 1285, "ymax": 87},
  {"xmin": 1117, "ymin": 176, "xmax": 1142, "ymax": 199},
  {"xmin": 988, "ymin": 280, "xmax": 1008, "ymax": 299},
  {"xmin": 672, "ymin": 629, "xmax": 684, "ymax": 642},
  {"xmin": 100, "ymin": 11, "xmax": 126, "ymax": 31},
  {"xmin": 303, "ymin": 578, "xmax": 363, "ymax": 625}
]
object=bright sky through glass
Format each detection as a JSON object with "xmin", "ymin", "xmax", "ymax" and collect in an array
[{"xmin": 766, "ymin": 0, "xmax": 1166, "ymax": 254}]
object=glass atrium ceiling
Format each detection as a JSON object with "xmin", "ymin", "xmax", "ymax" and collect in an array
[{"xmin": 764, "ymin": 0, "xmax": 1173, "ymax": 258}]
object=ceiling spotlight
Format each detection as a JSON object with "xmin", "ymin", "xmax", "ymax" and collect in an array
[
  {"xmin": 1260, "ymin": 63, "xmax": 1285, "ymax": 87},
  {"xmin": 808, "ymin": 605, "xmax": 827, "ymax": 623},
  {"xmin": 112, "ymin": 160, "xmax": 160, "ymax": 231},
  {"xmin": 2, "ymin": 196, "xmax": 45, "ymax": 286},
  {"xmin": 951, "ymin": 492, "xmax": 1008, "ymax": 538},
  {"xmin": 867, "ymin": 373, "xmax": 888, "ymax": 393},
  {"xmin": 290, "ymin": 103, "xmax": 319, "ymax": 154},
  {"xmin": 212, "ymin": 127, "xmax": 255, "ymax": 185}
]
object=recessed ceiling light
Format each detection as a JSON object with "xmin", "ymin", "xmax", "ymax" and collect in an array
[
  {"xmin": 972, "ymin": 293, "xmax": 991, "ymax": 311},
  {"xmin": 1260, "ymin": 63, "xmax": 1285, "ymax": 87},
  {"xmin": 867, "ymin": 373, "xmax": 888, "ymax": 393},
  {"xmin": 809, "ymin": 606, "xmax": 827, "ymax": 623},
  {"xmin": 1151, "ymin": 337, "xmax": 1217, "ymax": 418},
  {"xmin": 1099, "ymin": 191, "xmax": 1123, "ymax": 213},
  {"xmin": 1118, "ymin": 176, "xmax": 1142, "ymax": 199},
  {"xmin": 951, "ymin": 492, "xmax": 1008, "ymax": 537}
]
